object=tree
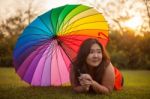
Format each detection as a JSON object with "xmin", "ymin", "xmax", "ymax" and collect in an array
[
  {"xmin": 143, "ymin": 0, "xmax": 150, "ymax": 32},
  {"xmin": 0, "ymin": 0, "xmax": 42, "ymax": 67},
  {"xmin": 78, "ymin": 0, "xmax": 149, "ymax": 34},
  {"xmin": 19, "ymin": 0, "xmax": 43, "ymax": 24},
  {"xmin": 0, "ymin": 11, "xmax": 26, "ymax": 66}
]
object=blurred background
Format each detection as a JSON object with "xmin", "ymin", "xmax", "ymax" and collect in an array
[{"xmin": 0, "ymin": 0, "xmax": 150, "ymax": 70}]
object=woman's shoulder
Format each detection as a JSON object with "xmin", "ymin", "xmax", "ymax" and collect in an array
[
  {"xmin": 106, "ymin": 62, "xmax": 114, "ymax": 72},
  {"xmin": 101, "ymin": 62, "xmax": 115, "ymax": 91},
  {"xmin": 103, "ymin": 62, "xmax": 115, "ymax": 81}
]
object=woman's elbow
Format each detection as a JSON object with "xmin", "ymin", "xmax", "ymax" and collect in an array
[
  {"xmin": 73, "ymin": 87, "xmax": 84, "ymax": 93},
  {"xmin": 96, "ymin": 87, "xmax": 113, "ymax": 94},
  {"xmin": 104, "ymin": 87, "xmax": 113, "ymax": 94}
]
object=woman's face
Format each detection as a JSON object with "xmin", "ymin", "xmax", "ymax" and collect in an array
[{"xmin": 86, "ymin": 43, "xmax": 102, "ymax": 67}]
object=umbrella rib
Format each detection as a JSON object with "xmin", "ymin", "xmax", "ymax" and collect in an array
[
  {"xmin": 45, "ymin": 41, "xmax": 56, "ymax": 85},
  {"xmin": 40, "ymin": 40, "xmax": 56, "ymax": 85},
  {"xmin": 47, "ymin": 41, "xmax": 56, "ymax": 85},
  {"xmin": 63, "ymin": 21, "xmax": 108, "ymax": 34},
  {"xmin": 69, "ymin": 34, "xmax": 108, "ymax": 40},
  {"xmin": 31, "ymin": 41, "xmax": 51, "ymax": 85},
  {"xmin": 15, "ymin": 39, "xmax": 51, "ymax": 52},
  {"xmin": 59, "ymin": 36, "xmax": 84, "ymax": 48},
  {"xmin": 59, "ymin": 37, "xmax": 78, "ymax": 60},
  {"xmin": 60, "ymin": 37, "xmax": 80, "ymax": 48},
  {"xmin": 58, "ymin": 42, "xmax": 73, "ymax": 63},
  {"xmin": 59, "ymin": 46, "xmax": 70, "ymax": 72},
  {"xmin": 61, "ymin": 13, "xmax": 105, "ymax": 33},
  {"xmin": 62, "ymin": 29, "xmax": 108, "ymax": 36},
  {"xmin": 21, "ymin": 40, "xmax": 50, "ymax": 83},
  {"xmin": 60, "ymin": 37, "xmax": 81, "ymax": 47},
  {"xmin": 40, "ymin": 44, "xmax": 51, "ymax": 85},
  {"xmin": 59, "ymin": 34, "xmax": 108, "ymax": 44},
  {"xmin": 15, "ymin": 39, "xmax": 50, "ymax": 65},
  {"xmin": 58, "ymin": 6, "xmax": 92, "ymax": 34},
  {"xmin": 28, "ymin": 26, "xmax": 54, "ymax": 36},
  {"xmin": 45, "ymin": 40, "xmax": 61, "ymax": 86},
  {"xmin": 18, "ymin": 35, "xmax": 50, "ymax": 41},
  {"xmin": 58, "ymin": 5, "xmax": 81, "ymax": 35},
  {"xmin": 43, "ymin": 41, "xmax": 62, "ymax": 86},
  {"xmin": 39, "ymin": 17, "xmax": 55, "ymax": 36},
  {"xmin": 54, "ymin": 7, "xmax": 66, "ymax": 34},
  {"xmin": 56, "ymin": 47, "xmax": 63, "ymax": 86},
  {"xmin": 59, "ymin": 44, "xmax": 77, "ymax": 62}
]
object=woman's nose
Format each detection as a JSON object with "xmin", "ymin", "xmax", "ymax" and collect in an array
[{"xmin": 93, "ymin": 53, "xmax": 98, "ymax": 57}]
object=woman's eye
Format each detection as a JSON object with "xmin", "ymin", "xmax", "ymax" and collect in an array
[
  {"xmin": 90, "ymin": 51, "xmax": 94, "ymax": 54},
  {"xmin": 98, "ymin": 51, "xmax": 101, "ymax": 53}
]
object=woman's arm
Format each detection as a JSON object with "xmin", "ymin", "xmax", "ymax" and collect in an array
[
  {"xmin": 91, "ymin": 80, "xmax": 110, "ymax": 94},
  {"xmin": 91, "ymin": 63, "xmax": 115, "ymax": 94},
  {"xmin": 70, "ymin": 66, "xmax": 90, "ymax": 93},
  {"xmin": 72, "ymin": 85, "xmax": 89, "ymax": 93}
]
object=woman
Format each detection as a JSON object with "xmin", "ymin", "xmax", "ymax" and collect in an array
[{"xmin": 70, "ymin": 38, "xmax": 123, "ymax": 94}]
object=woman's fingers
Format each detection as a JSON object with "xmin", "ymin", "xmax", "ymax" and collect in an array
[
  {"xmin": 79, "ymin": 79, "xmax": 92, "ymax": 85},
  {"xmin": 80, "ymin": 74, "xmax": 92, "ymax": 80}
]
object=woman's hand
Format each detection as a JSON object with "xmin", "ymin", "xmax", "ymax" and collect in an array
[
  {"xmin": 78, "ymin": 74, "xmax": 93, "ymax": 91},
  {"xmin": 80, "ymin": 74, "xmax": 93, "ymax": 81}
]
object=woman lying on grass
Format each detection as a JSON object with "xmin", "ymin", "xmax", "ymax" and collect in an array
[{"xmin": 70, "ymin": 38, "xmax": 123, "ymax": 94}]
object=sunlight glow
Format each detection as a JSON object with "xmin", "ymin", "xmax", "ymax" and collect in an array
[
  {"xmin": 44, "ymin": 0, "xmax": 78, "ymax": 11},
  {"xmin": 123, "ymin": 15, "xmax": 143, "ymax": 29}
]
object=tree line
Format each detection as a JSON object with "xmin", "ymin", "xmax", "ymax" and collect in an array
[{"xmin": 107, "ymin": 31, "xmax": 150, "ymax": 70}]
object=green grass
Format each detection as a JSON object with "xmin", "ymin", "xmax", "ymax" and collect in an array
[{"xmin": 0, "ymin": 67, "xmax": 150, "ymax": 99}]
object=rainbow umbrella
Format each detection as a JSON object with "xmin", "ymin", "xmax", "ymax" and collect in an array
[{"xmin": 13, "ymin": 4, "xmax": 109, "ymax": 86}]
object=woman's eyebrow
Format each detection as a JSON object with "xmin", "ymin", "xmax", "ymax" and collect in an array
[
  {"xmin": 97, "ymin": 49, "xmax": 101, "ymax": 50},
  {"xmin": 97, "ymin": 49, "xmax": 102, "ymax": 52},
  {"xmin": 90, "ymin": 49, "xmax": 102, "ymax": 51}
]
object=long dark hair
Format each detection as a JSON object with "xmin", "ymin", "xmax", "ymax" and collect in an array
[{"xmin": 72, "ymin": 38, "xmax": 110, "ymax": 84}]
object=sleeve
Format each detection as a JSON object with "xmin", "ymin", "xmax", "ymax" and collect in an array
[{"xmin": 114, "ymin": 67, "xmax": 123, "ymax": 90}]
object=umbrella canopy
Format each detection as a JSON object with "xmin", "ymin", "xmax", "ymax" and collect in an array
[{"xmin": 13, "ymin": 4, "xmax": 109, "ymax": 86}]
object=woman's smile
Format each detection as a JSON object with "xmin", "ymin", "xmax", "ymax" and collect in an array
[{"xmin": 86, "ymin": 43, "xmax": 102, "ymax": 67}]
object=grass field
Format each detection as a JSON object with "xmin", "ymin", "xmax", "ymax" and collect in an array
[{"xmin": 0, "ymin": 67, "xmax": 150, "ymax": 99}]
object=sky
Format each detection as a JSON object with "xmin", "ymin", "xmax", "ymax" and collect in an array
[{"xmin": 0, "ymin": 0, "xmax": 80, "ymax": 21}]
